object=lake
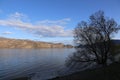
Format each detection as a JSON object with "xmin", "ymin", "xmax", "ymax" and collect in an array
[{"xmin": 0, "ymin": 48, "xmax": 75, "ymax": 80}]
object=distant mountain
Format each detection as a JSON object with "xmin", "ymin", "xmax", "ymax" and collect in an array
[
  {"xmin": 74, "ymin": 39, "xmax": 120, "ymax": 48},
  {"xmin": 0, "ymin": 37, "xmax": 73, "ymax": 48},
  {"xmin": 112, "ymin": 40, "xmax": 120, "ymax": 45}
]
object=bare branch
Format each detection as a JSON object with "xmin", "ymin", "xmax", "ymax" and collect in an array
[{"xmin": 66, "ymin": 10, "xmax": 120, "ymax": 68}]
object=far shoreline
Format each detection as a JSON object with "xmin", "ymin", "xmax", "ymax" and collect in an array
[{"xmin": 0, "ymin": 37, "xmax": 73, "ymax": 48}]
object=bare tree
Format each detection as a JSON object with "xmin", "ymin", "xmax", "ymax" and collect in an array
[{"xmin": 66, "ymin": 11, "xmax": 120, "ymax": 68}]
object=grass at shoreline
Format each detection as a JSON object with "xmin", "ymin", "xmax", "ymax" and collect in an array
[{"xmin": 50, "ymin": 62, "xmax": 120, "ymax": 80}]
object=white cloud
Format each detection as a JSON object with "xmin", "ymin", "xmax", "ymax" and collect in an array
[
  {"xmin": 37, "ymin": 18, "xmax": 71, "ymax": 25},
  {"xmin": 8, "ymin": 12, "xmax": 29, "ymax": 21},
  {"xmin": 0, "ymin": 12, "xmax": 73, "ymax": 37},
  {"xmin": 2, "ymin": 31, "xmax": 12, "ymax": 35}
]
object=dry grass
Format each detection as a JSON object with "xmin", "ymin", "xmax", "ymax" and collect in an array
[{"xmin": 50, "ymin": 63, "xmax": 120, "ymax": 80}]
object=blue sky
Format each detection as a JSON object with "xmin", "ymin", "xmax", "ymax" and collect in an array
[{"xmin": 0, "ymin": 0, "xmax": 120, "ymax": 44}]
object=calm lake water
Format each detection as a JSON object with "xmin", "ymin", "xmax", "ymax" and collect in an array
[{"xmin": 0, "ymin": 48, "xmax": 75, "ymax": 80}]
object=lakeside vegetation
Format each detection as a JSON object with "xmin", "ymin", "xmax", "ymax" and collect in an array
[{"xmin": 51, "ymin": 62, "xmax": 120, "ymax": 80}]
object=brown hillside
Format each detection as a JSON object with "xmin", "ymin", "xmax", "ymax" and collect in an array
[{"xmin": 0, "ymin": 37, "xmax": 73, "ymax": 48}]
